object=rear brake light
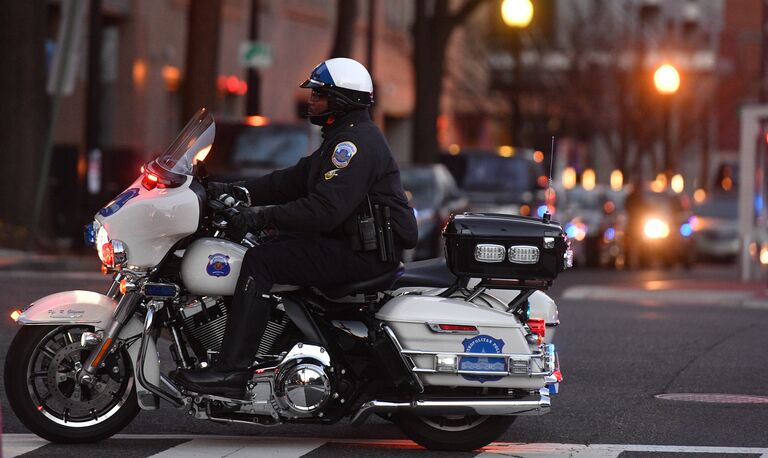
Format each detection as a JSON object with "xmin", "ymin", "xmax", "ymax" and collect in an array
[
  {"xmin": 527, "ymin": 318, "xmax": 546, "ymax": 338},
  {"xmin": 438, "ymin": 324, "xmax": 478, "ymax": 332}
]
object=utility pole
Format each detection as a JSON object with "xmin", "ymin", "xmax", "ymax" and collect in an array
[
  {"xmin": 183, "ymin": 0, "xmax": 223, "ymax": 121},
  {"xmin": 83, "ymin": 0, "xmax": 103, "ymax": 232},
  {"xmin": 245, "ymin": 0, "xmax": 261, "ymax": 115}
]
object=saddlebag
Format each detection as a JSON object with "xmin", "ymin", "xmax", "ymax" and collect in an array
[{"xmin": 376, "ymin": 295, "xmax": 554, "ymax": 389}]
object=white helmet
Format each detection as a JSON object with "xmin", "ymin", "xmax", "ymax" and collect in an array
[{"xmin": 300, "ymin": 58, "xmax": 374, "ymax": 110}]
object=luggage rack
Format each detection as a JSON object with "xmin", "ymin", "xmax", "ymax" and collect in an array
[{"xmin": 440, "ymin": 276, "xmax": 549, "ymax": 315}]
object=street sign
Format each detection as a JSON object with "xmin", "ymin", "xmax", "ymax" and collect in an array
[{"xmin": 239, "ymin": 41, "xmax": 272, "ymax": 69}]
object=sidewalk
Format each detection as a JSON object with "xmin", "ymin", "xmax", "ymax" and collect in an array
[{"xmin": 562, "ymin": 277, "xmax": 768, "ymax": 309}]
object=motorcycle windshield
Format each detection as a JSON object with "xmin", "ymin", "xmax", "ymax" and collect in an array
[{"xmin": 156, "ymin": 108, "xmax": 216, "ymax": 175}]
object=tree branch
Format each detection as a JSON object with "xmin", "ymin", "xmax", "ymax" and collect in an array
[{"xmin": 448, "ymin": 0, "xmax": 486, "ymax": 31}]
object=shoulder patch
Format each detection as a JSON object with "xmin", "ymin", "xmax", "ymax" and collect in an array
[{"xmin": 331, "ymin": 141, "xmax": 357, "ymax": 168}]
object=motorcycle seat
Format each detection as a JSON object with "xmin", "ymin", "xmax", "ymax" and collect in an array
[
  {"xmin": 318, "ymin": 262, "xmax": 405, "ymax": 299},
  {"xmin": 393, "ymin": 257, "xmax": 456, "ymax": 288}
]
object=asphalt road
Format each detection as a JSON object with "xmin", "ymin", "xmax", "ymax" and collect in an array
[{"xmin": 2, "ymin": 263, "xmax": 767, "ymax": 456}]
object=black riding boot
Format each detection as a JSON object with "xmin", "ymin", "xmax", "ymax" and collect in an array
[{"xmin": 172, "ymin": 276, "xmax": 270, "ymax": 397}]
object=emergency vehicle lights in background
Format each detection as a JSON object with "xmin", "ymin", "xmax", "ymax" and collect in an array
[
  {"xmin": 217, "ymin": 75, "xmax": 248, "ymax": 95},
  {"xmin": 565, "ymin": 221, "xmax": 587, "ymax": 241}
]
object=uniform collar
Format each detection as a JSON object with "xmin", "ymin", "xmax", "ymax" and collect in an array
[{"xmin": 321, "ymin": 109, "xmax": 370, "ymax": 136}]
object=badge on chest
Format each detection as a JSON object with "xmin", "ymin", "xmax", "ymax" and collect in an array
[{"xmin": 332, "ymin": 141, "xmax": 357, "ymax": 168}]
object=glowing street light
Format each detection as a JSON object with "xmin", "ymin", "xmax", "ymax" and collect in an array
[
  {"xmin": 582, "ymin": 168, "xmax": 596, "ymax": 191},
  {"xmin": 562, "ymin": 167, "xmax": 577, "ymax": 190},
  {"xmin": 501, "ymin": 0, "xmax": 534, "ymax": 28},
  {"xmin": 653, "ymin": 64, "xmax": 680, "ymax": 95},
  {"xmin": 671, "ymin": 174, "xmax": 684, "ymax": 193},
  {"xmin": 610, "ymin": 169, "xmax": 624, "ymax": 191}
]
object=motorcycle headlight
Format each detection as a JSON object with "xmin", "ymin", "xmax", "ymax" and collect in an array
[
  {"xmin": 95, "ymin": 225, "xmax": 109, "ymax": 261},
  {"xmin": 95, "ymin": 226, "xmax": 128, "ymax": 268},
  {"xmin": 643, "ymin": 218, "xmax": 670, "ymax": 239}
]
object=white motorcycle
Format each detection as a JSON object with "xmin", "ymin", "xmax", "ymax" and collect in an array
[{"xmin": 5, "ymin": 109, "xmax": 571, "ymax": 451}]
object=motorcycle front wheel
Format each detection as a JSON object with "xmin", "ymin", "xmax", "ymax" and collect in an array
[
  {"xmin": 393, "ymin": 412, "xmax": 515, "ymax": 451},
  {"xmin": 4, "ymin": 325, "xmax": 140, "ymax": 443}
]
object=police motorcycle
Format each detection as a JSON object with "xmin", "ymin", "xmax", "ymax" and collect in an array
[{"xmin": 5, "ymin": 109, "xmax": 571, "ymax": 451}]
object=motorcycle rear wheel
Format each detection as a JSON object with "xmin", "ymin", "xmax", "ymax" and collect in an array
[
  {"xmin": 4, "ymin": 325, "xmax": 140, "ymax": 443},
  {"xmin": 393, "ymin": 412, "xmax": 515, "ymax": 451}
]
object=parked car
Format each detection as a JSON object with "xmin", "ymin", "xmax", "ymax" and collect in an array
[
  {"xmin": 558, "ymin": 185, "xmax": 623, "ymax": 268},
  {"xmin": 204, "ymin": 118, "xmax": 320, "ymax": 181},
  {"xmin": 400, "ymin": 164, "xmax": 469, "ymax": 260},
  {"xmin": 439, "ymin": 150, "xmax": 547, "ymax": 216},
  {"xmin": 692, "ymin": 193, "xmax": 739, "ymax": 261},
  {"xmin": 624, "ymin": 188, "xmax": 696, "ymax": 269}
]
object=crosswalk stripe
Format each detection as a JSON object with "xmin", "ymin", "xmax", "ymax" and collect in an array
[
  {"xmin": 2, "ymin": 434, "xmax": 49, "ymax": 457},
  {"xmin": 148, "ymin": 437, "xmax": 327, "ymax": 458},
  {"xmin": 4, "ymin": 434, "xmax": 768, "ymax": 457}
]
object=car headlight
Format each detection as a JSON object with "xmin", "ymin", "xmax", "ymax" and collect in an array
[{"xmin": 643, "ymin": 218, "xmax": 670, "ymax": 239}]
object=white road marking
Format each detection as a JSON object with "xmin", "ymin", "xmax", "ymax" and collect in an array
[
  {"xmin": 4, "ymin": 434, "xmax": 768, "ymax": 458},
  {"xmin": 148, "ymin": 436, "xmax": 327, "ymax": 458},
  {"xmin": 561, "ymin": 285, "xmax": 768, "ymax": 308},
  {"xmin": 2, "ymin": 434, "xmax": 49, "ymax": 457}
]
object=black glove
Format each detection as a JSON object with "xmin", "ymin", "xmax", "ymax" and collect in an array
[
  {"xmin": 229, "ymin": 208, "xmax": 268, "ymax": 237},
  {"xmin": 207, "ymin": 181, "xmax": 232, "ymax": 199}
]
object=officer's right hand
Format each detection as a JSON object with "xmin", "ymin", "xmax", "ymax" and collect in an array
[{"xmin": 207, "ymin": 182, "xmax": 232, "ymax": 200}]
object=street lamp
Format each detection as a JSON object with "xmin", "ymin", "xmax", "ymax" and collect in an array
[
  {"xmin": 654, "ymin": 64, "xmax": 680, "ymax": 95},
  {"xmin": 500, "ymin": 0, "xmax": 533, "ymax": 146},
  {"xmin": 501, "ymin": 0, "xmax": 533, "ymax": 28},
  {"xmin": 654, "ymin": 63, "xmax": 680, "ymax": 181}
]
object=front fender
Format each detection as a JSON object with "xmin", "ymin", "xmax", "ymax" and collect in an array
[
  {"xmin": 17, "ymin": 290, "xmax": 117, "ymax": 327},
  {"xmin": 15, "ymin": 290, "xmax": 161, "ymax": 410}
]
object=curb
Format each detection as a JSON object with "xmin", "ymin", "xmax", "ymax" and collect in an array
[{"xmin": 561, "ymin": 285, "xmax": 768, "ymax": 309}]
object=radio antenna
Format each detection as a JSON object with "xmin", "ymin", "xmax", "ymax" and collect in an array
[{"xmin": 542, "ymin": 136, "xmax": 556, "ymax": 223}]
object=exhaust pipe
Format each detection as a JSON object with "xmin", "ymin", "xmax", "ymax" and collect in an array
[{"xmin": 351, "ymin": 390, "xmax": 550, "ymax": 425}]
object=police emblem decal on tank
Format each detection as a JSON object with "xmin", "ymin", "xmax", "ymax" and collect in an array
[
  {"xmin": 99, "ymin": 188, "xmax": 140, "ymax": 217},
  {"xmin": 206, "ymin": 253, "xmax": 231, "ymax": 277},
  {"xmin": 460, "ymin": 335, "xmax": 506, "ymax": 383},
  {"xmin": 324, "ymin": 169, "xmax": 340, "ymax": 180},
  {"xmin": 331, "ymin": 141, "xmax": 357, "ymax": 168}
]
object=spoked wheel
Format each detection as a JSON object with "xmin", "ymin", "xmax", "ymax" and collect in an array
[
  {"xmin": 393, "ymin": 413, "xmax": 515, "ymax": 451},
  {"xmin": 4, "ymin": 325, "xmax": 140, "ymax": 443}
]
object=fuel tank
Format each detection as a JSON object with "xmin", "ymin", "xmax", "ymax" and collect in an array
[{"xmin": 180, "ymin": 237, "xmax": 247, "ymax": 296}]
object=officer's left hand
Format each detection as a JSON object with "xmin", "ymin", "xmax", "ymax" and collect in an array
[{"xmin": 229, "ymin": 208, "xmax": 268, "ymax": 238}]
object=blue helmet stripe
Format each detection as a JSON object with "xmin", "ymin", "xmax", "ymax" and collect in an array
[{"xmin": 311, "ymin": 63, "xmax": 335, "ymax": 87}]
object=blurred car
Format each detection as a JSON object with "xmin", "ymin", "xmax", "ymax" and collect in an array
[
  {"xmin": 204, "ymin": 117, "xmax": 320, "ymax": 181},
  {"xmin": 400, "ymin": 164, "xmax": 469, "ymax": 260},
  {"xmin": 624, "ymin": 188, "xmax": 696, "ymax": 269},
  {"xmin": 556, "ymin": 186, "xmax": 627, "ymax": 268},
  {"xmin": 692, "ymin": 193, "xmax": 738, "ymax": 261},
  {"xmin": 439, "ymin": 150, "xmax": 547, "ymax": 216}
]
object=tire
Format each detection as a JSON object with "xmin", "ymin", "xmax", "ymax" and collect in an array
[
  {"xmin": 4, "ymin": 325, "xmax": 140, "ymax": 443},
  {"xmin": 393, "ymin": 413, "xmax": 515, "ymax": 451}
]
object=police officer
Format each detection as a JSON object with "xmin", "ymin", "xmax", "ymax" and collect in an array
[{"xmin": 173, "ymin": 58, "xmax": 418, "ymax": 396}]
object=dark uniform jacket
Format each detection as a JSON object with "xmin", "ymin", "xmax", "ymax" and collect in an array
[{"xmin": 242, "ymin": 109, "xmax": 418, "ymax": 249}]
